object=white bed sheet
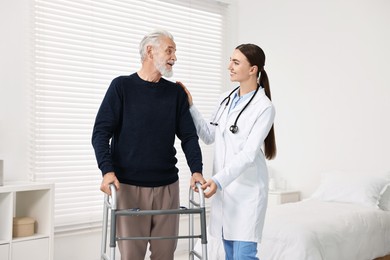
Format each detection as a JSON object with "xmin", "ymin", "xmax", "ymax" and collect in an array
[
  {"xmin": 197, "ymin": 199, "xmax": 390, "ymax": 260},
  {"xmin": 259, "ymin": 199, "xmax": 390, "ymax": 260}
]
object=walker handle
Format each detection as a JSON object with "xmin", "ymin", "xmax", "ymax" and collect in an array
[
  {"xmin": 104, "ymin": 184, "xmax": 117, "ymax": 210},
  {"xmin": 189, "ymin": 182, "xmax": 206, "ymax": 209}
]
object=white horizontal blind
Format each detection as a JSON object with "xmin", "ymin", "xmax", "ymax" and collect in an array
[{"xmin": 31, "ymin": 0, "xmax": 227, "ymax": 229}]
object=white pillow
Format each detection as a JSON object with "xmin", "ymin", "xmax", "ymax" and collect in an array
[
  {"xmin": 311, "ymin": 170, "xmax": 390, "ymax": 209},
  {"xmin": 379, "ymin": 184, "xmax": 390, "ymax": 211}
]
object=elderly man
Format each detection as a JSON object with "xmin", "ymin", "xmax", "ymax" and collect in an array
[{"xmin": 92, "ymin": 29, "xmax": 205, "ymax": 260}]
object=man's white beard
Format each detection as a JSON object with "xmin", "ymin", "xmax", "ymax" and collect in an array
[{"xmin": 155, "ymin": 59, "xmax": 173, "ymax": 78}]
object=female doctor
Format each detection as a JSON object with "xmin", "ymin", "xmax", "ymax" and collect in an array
[{"xmin": 179, "ymin": 43, "xmax": 276, "ymax": 260}]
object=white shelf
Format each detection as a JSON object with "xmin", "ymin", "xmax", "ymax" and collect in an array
[{"xmin": 0, "ymin": 182, "xmax": 54, "ymax": 260}]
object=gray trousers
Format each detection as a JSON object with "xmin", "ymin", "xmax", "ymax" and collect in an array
[{"xmin": 116, "ymin": 181, "xmax": 180, "ymax": 260}]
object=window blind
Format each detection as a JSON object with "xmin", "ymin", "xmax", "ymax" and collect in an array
[{"xmin": 31, "ymin": 0, "xmax": 227, "ymax": 230}]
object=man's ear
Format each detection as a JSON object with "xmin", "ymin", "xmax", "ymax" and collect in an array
[{"xmin": 146, "ymin": 45, "xmax": 153, "ymax": 59}]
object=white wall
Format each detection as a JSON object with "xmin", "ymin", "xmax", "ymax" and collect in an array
[
  {"xmin": 2, "ymin": 0, "xmax": 390, "ymax": 259},
  {"xmin": 234, "ymin": 0, "xmax": 390, "ymax": 197},
  {"xmin": 0, "ymin": 0, "xmax": 32, "ymax": 181}
]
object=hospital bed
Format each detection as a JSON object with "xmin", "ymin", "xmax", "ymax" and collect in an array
[{"xmin": 197, "ymin": 170, "xmax": 390, "ymax": 260}]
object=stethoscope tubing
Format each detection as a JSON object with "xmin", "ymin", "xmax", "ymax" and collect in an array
[
  {"xmin": 210, "ymin": 85, "xmax": 260, "ymax": 133},
  {"xmin": 210, "ymin": 86, "xmax": 239, "ymax": 126}
]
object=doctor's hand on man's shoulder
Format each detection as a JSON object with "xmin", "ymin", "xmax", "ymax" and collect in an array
[{"xmin": 176, "ymin": 81, "xmax": 193, "ymax": 106}]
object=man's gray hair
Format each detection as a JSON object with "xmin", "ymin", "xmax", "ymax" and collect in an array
[{"xmin": 139, "ymin": 29, "xmax": 174, "ymax": 62}]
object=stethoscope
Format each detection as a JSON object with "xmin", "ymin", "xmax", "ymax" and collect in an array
[{"xmin": 210, "ymin": 85, "xmax": 260, "ymax": 134}]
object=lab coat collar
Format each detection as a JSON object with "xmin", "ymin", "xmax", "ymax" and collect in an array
[{"xmin": 229, "ymin": 87, "xmax": 265, "ymax": 113}]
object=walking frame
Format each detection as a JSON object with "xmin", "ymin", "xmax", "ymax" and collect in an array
[{"xmin": 101, "ymin": 182, "xmax": 208, "ymax": 260}]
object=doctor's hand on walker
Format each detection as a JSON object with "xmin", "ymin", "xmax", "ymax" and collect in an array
[
  {"xmin": 201, "ymin": 179, "xmax": 217, "ymax": 198},
  {"xmin": 191, "ymin": 175, "xmax": 217, "ymax": 198}
]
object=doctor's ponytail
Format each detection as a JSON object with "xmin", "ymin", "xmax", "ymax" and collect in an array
[
  {"xmin": 259, "ymin": 69, "xmax": 276, "ymax": 160},
  {"xmin": 236, "ymin": 44, "xmax": 277, "ymax": 160}
]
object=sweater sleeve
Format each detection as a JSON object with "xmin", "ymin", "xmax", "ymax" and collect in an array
[
  {"xmin": 91, "ymin": 77, "xmax": 123, "ymax": 175},
  {"xmin": 176, "ymin": 87, "xmax": 203, "ymax": 174}
]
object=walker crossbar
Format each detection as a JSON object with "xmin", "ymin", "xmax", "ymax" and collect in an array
[{"xmin": 100, "ymin": 182, "xmax": 208, "ymax": 260}]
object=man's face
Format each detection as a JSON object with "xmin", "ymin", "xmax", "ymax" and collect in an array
[{"xmin": 153, "ymin": 36, "xmax": 177, "ymax": 78}]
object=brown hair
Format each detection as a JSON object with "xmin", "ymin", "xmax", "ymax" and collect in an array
[{"xmin": 236, "ymin": 44, "xmax": 277, "ymax": 160}]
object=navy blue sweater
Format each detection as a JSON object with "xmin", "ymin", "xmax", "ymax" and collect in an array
[{"xmin": 92, "ymin": 73, "xmax": 203, "ymax": 187}]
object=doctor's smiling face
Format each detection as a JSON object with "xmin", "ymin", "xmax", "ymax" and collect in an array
[{"xmin": 228, "ymin": 49, "xmax": 258, "ymax": 83}]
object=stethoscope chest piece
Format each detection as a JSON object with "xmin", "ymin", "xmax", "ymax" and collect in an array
[
  {"xmin": 211, "ymin": 85, "xmax": 260, "ymax": 134},
  {"xmin": 229, "ymin": 125, "xmax": 238, "ymax": 134}
]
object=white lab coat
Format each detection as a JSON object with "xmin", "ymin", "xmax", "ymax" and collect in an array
[{"xmin": 189, "ymin": 87, "xmax": 275, "ymax": 243}]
